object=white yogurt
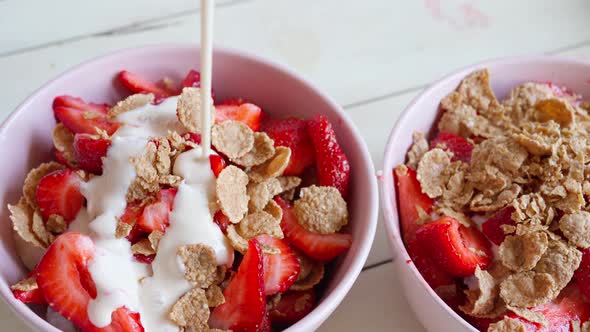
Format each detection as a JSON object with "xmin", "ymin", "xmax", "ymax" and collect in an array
[{"xmin": 69, "ymin": 96, "xmax": 232, "ymax": 330}]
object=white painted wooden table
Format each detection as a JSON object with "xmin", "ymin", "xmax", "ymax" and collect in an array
[{"xmin": 1, "ymin": 0, "xmax": 590, "ymax": 330}]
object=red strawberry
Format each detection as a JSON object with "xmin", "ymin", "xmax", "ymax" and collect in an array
[
  {"xmin": 209, "ymin": 239, "xmax": 266, "ymax": 331},
  {"xmin": 53, "ymin": 95, "xmax": 110, "ymax": 114},
  {"xmin": 118, "ymin": 70, "xmax": 172, "ymax": 99},
  {"xmin": 209, "ymin": 154, "xmax": 227, "ymax": 178},
  {"xmin": 53, "ymin": 148, "xmax": 74, "ymax": 168},
  {"xmin": 54, "ymin": 106, "xmax": 119, "ymax": 136},
  {"xmin": 136, "ymin": 189, "xmax": 177, "ymax": 234},
  {"xmin": 430, "ymin": 132, "xmax": 474, "ymax": 163},
  {"xmin": 508, "ymin": 283, "xmax": 590, "ymax": 332},
  {"xmin": 221, "ymin": 98, "xmax": 247, "ymax": 106},
  {"xmin": 307, "ymin": 114, "xmax": 351, "ymax": 198},
  {"xmin": 269, "ymin": 289, "xmax": 316, "ymax": 328},
  {"xmin": 416, "ymin": 216, "xmax": 492, "ymax": 277},
  {"xmin": 275, "ymin": 197, "xmax": 352, "ymax": 262},
  {"xmin": 394, "ymin": 165, "xmax": 434, "ymax": 242},
  {"xmin": 181, "ymin": 70, "xmax": 201, "ymax": 88},
  {"xmin": 73, "ymin": 134, "xmax": 111, "ymax": 174},
  {"xmin": 118, "ymin": 202, "xmax": 145, "ymax": 243},
  {"xmin": 183, "ymin": 132, "xmax": 201, "ymax": 145},
  {"xmin": 36, "ymin": 169, "xmax": 84, "ymax": 222},
  {"xmin": 213, "ymin": 211, "xmax": 230, "ymax": 234},
  {"xmin": 133, "ymin": 254, "xmax": 155, "ymax": 265},
  {"xmin": 575, "ymin": 248, "xmax": 590, "ymax": 299},
  {"xmin": 481, "ymin": 206, "xmax": 516, "ymax": 245},
  {"xmin": 12, "ymin": 271, "xmax": 46, "ymax": 305},
  {"xmin": 36, "ymin": 232, "xmax": 144, "ymax": 331},
  {"xmin": 215, "ymin": 102, "xmax": 263, "ymax": 131},
  {"xmin": 261, "ymin": 118, "xmax": 315, "ymax": 176},
  {"xmin": 406, "ymin": 239, "xmax": 454, "ymax": 288},
  {"xmin": 256, "ymin": 235, "xmax": 300, "ymax": 295}
]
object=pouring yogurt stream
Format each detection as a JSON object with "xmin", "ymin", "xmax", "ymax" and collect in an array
[{"xmin": 69, "ymin": 1, "xmax": 228, "ymax": 330}]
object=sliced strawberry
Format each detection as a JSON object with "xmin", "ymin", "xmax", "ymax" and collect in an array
[
  {"xmin": 118, "ymin": 70, "xmax": 172, "ymax": 99},
  {"xmin": 509, "ymin": 283, "xmax": 590, "ymax": 331},
  {"xmin": 136, "ymin": 189, "xmax": 177, "ymax": 234},
  {"xmin": 209, "ymin": 239, "xmax": 266, "ymax": 331},
  {"xmin": 430, "ymin": 132, "xmax": 474, "ymax": 163},
  {"xmin": 406, "ymin": 239, "xmax": 454, "ymax": 288},
  {"xmin": 73, "ymin": 134, "xmax": 111, "ymax": 174},
  {"xmin": 36, "ymin": 169, "xmax": 84, "ymax": 222},
  {"xmin": 12, "ymin": 271, "xmax": 46, "ymax": 305},
  {"xmin": 54, "ymin": 106, "xmax": 119, "ymax": 136},
  {"xmin": 118, "ymin": 202, "xmax": 146, "ymax": 243},
  {"xmin": 261, "ymin": 117, "xmax": 315, "ymax": 176},
  {"xmin": 181, "ymin": 70, "xmax": 201, "ymax": 88},
  {"xmin": 269, "ymin": 289, "xmax": 316, "ymax": 328},
  {"xmin": 481, "ymin": 206, "xmax": 516, "ymax": 245},
  {"xmin": 276, "ymin": 197, "xmax": 351, "ymax": 262},
  {"xmin": 221, "ymin": 98, "xmax": 247, "ymax": 106},
  {"xmin": 209, "ymin": 154, "xmax": 227, "ymax": 178},
  {"xmin": 183, "ymin": 132, "xmax": 201, "ymax": 145},
  {"xmin": 394, "ymin": 165, "xmax": 434, "ymax": 242},
  {"xmin": 36, "ymin": 232, "xmax": 144, "ymax": 332},
  {"xmin": 215, "ymin": 102, "xmax": 263, "ymax": 131},
  {"xmin": 257, "ymin": 235, "xmax": 300, "ymax": 295},
  {"xmin": 307, "ymin": 114, "xmax": 351, "ymax": 198},
  {"xmin": 133, "ymin": 254, "xmax": 155, "ymax": 265},
  {"xmin": 416, "ymin": 216, "xmax": 492, "ymax": 277},
  {"xmin": 213, "ymin": 211, "xmax": 230, "ymax": 234},
  {"xmin": 53, "ymin": 148, "xmax": 74, "ymax": 168},
  {"xmin": 53, "ymin": 95, "xmax": 110, "ymax": 114}
]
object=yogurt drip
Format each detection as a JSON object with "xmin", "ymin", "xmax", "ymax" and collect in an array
[{"xmin": 72, "ymin": 97, "xmax": 232, "ymax": 329}]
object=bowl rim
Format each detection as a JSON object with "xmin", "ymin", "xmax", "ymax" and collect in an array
[
  {"xmin": 380, "ymin": 55, "xmax": 590, "ymax": 331},
  {"xmin": 0, "ymin": 44, "xmax": 379, "ymax": 332}
]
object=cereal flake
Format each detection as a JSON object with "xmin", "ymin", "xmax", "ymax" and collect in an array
[
  {"xmin": 176, "ymin": 87, "xmax": 213, "ymax": 133},
  {"xmin": 8, "ymin": 198, "xmax": 44, "ymax": 248},
  {"xmin": 108, "ymin": 93, "xmax": 154, "ymax": 119},
  {"xmin": 487, "ymin": 317, "xmax": 527, "ymax": 332},
  {"xmin": 177, "ymin": 244, "xmax": 218, "ymax": 288},
  {"xmin": 248, "ymin": 147, "xmax": 292, "ymax": 183},
  {"xmin": 216, "ymin": 165, "xmax": 249, "ymax": 223},
  {"xmin": 499, "ymin": 271, "xmax": 556, "ymax": 308},
  {"xmin": 293, "ymin": 185, "xmax": 348, "ymax": 234},
  {"xmin": 205, "ymin": 285, "xmax": 225, "ymax": 307},
  {"xmin": 169, "ymin": 287, "xmax": 209, "ymax": 328},
  {"xmin": 211, "ymin": 120, "xmax": 255, "ymax": 160},
  {"xmin": 499, "ymin": 232, "xmax": 549, "ymax": 272},
  {"xmin": 416, "ymin": 148, "xmax": 451, "ymax": 198},
  {"xmin": 559, "ymin": 211, "xmax": 590, "ymax": 248},
  {"xmin": 22, "ymin": 162, "xmax": 64, "ymax": 208},
  {"xmin": 406, "ymin": 132, "xmax": 429, "ymax": 169},
  {"xmin": 233, "ymin": 132, "xmax": 275, "ymax": 167},
  {"xmin": 238, "ymin": 211, "xmax": 283, "ymax": 239}
]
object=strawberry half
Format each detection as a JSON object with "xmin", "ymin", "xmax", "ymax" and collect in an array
[
  {"xmin": 73, "ymin": 133, "xmax": 111, "ymax": 174},
  {"xmin": 481, "ymin": 206, "xmax": 516, "ymax": 245},
  {"xmin": 53, "ymin": 95, "xmax": 118, "ymax": 135},
  {"xmin": 430, "ymin": 132, "xmax": 474, "ymax": 163},
  {"xmin": 416, "ymin": 216, "xmax": 492, "ymax": 277},
  {"xmin": 406, "ymin": 239, "xmax": 454, "ymax": 288},
  {"xmin": 215, "ymin": 101, "xmax": 263, "ymax": 131},
  {"xmin": 118, "ymin": 70, "xmax": 172, "ymax": 100},
  {"xmin": 275, "ymin": 197, "xmax": 352, "ymax": 262},
  {"xmin": 12, "ymin": 271, "xmax": 46, "ymax": 305},
  {"xmin": 257, "ymin": 234, "xmax": 300, "ymax": 295},
  {"xmin": 36, "ymin": 169, "xmax": 84, "ymax": 222},
  {"xmin": 269, "ymin": 289, "xmax": 316, "ymax": 328},
  {"xmin": 36, "ymin": 232, "xmax": 144, "ymax": 331},
  {"xmin": 209, "ymin": 239, "xmax": 266, "ymax": 331},
  {"xmin": 261, "ymin": 117, "xmax": 315, "ymax": 176},
  {"xmin": 136, "ymin": 188, "xmax": 177, "ymax": 234},
  {"xmin": 307, "ymin": 114, "xmax": 351, "ymax": 198},
  {"xmin": 394, "ymin": 165, "xmax": 434, "ymax": 243},
  {"xmin": 53, "ymin": 95, "xmax": 110, "ymax": 114}
]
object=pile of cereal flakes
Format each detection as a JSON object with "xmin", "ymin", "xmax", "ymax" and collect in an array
[
  {"xmin": 402, "ymin": 69, "xmax": 590, "ymax": 332},
  {"xmin": 9, "ymin": 84, "xmax": 352, "ymax": 331}
]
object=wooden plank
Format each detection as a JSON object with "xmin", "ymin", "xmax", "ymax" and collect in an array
[
  {"xmin": 319, "ymin": 262, "xmax": 425, "ymax": 331},
  {"xmin": 2, "ymin": 0, "xmax": 590, "ymax": 113},
  {"xmin": 0, "ymin": 0, "xmax": 244, "ymax": 56}
]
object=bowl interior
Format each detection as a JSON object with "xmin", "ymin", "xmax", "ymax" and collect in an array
[
  {"xmin": 0, "ymin": 45, "xmax": 377, "ymax": 331},
  {"xmin": 381, "ymin": 56, "xmax": 590, "ymax": 330}
]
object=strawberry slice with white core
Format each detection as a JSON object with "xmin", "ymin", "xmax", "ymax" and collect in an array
[
  {"xmin": 209, "ymin": 239, "xmax": 266, "ymax": 331},
  {"xmin": 215, "ymin": 102, "xmax": 262, "ymax": 132},
  {"xmin": 36, "ymin": 169, "xmax": 84, "ymax": 222},
  {"xmin": 275, "ymin": 197, "xmax": 352, "ymax": 262},
  {"xmin": 53, "ymin": 96, "xmax": 119, "ymax": 135},
  {"xmin": 136, "ymin": 188, "xmax": 177, "ymax": 234},
  {"xmin": 36, "ymin": 232, "xmax": 144, "ymax": 331},
  {"xmin": 256, "ymin": 234, "xmax": 300, "ymax": 295},
  {"xmin": 118, "ymin": 70, "xmax": 172, "ymax": 100}
]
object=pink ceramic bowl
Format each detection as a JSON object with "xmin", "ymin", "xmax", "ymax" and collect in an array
[
  {"xmin": 380, "ymin": 56, "xmax": 590, "ymax": 332},
  {"xmin": 0, "ymin": 45, "xmax": 378, "ymax": 331}
]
